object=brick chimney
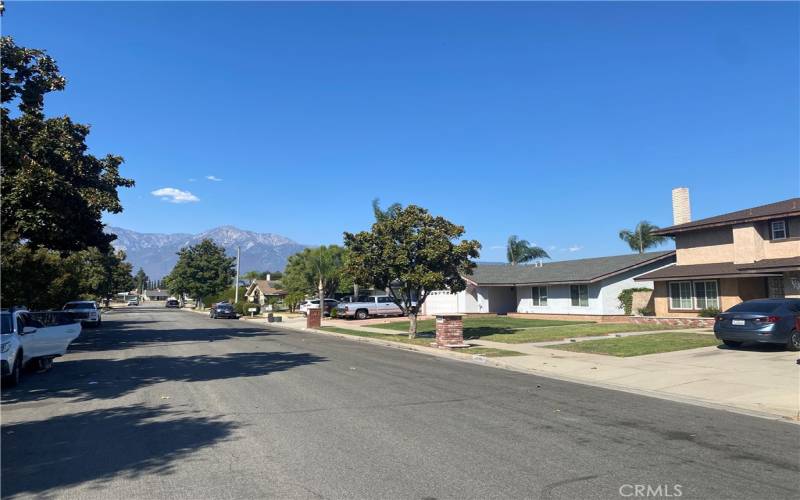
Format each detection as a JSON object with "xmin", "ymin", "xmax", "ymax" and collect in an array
[{"xmin": 671, "ymin": 187, "xmax": 691, "ymax": 225}]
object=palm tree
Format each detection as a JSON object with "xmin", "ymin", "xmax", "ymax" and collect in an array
[
  {"xmin": 618, "ymin": 221, "xmax": 667, "ymax": 254},
  {"xmin": 506, "ymin": 235, "xmax": 550, "ymax": 265}
]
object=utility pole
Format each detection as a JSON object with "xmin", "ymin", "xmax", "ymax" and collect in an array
[{"xmin": 234, "ymin": 246, "xmax": 241, "ymax": 303}]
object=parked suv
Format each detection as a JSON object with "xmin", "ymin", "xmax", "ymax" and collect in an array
[
  {"xmin": 63, "ymin": 301, "xmax": 102, "ymax": 327},
  {"xmin": 714, "ymin": 298, "xmax": 800, "ymax": 350},
  {"xmin": 209, "ymin": 302, "xmax": 237, "ymax": 319},
  {"xmin": 336, "ymin": 295, "xmax": 403, "ymax": 320}
]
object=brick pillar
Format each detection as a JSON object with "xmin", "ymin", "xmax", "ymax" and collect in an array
[
  {"xmin": 306, "ymin": 307, "xmax": 321, "ymax": 329},
  {"xmin": 434, "ymin": 314, "xmax": 468, "ymax": 348}
]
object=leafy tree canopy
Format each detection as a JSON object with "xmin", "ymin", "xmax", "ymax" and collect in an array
[
  {"xmin": 164, "ymin": 239, "xmax": 235, "ymax": 303},
  {"xmin": 344, "ymin": 205, "xmax": 480, "ymax": 338},
  {"xmin": 1, "ymin": 36, "xmax": 134, "ymax": 252},
  {"xmin": 282, "ymin": 246, "xmax": 349, "ymax": 298}
]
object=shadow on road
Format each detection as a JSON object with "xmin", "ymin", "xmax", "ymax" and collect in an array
[
  {"xmin": 1, "ymin": 351, "xmax": 326, "ymax": 403},
  {"xmin": 68, "ymin": 316, "xmax": 284, "ymax": 353},
  {"xmin": 1, "ymin": 404, "xmax": 237, "ymax": 498}
]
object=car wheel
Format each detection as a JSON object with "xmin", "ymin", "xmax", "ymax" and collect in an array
[
  {"xmin": 355, "ymin": 309, "xmax": 368, "ymax": 320},
  {"xmin": 3, "ymin": 354, "xmax": 21, "ymax": 387},
  {"xmin": 722, "ymin": 339, "xmax": 743, "ymax": 348},
  {"xmin": 787, "ymin": 330, "xmax": 800, "ymax": 352}
]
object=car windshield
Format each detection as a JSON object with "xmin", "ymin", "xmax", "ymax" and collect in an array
[
  {"xmin": 218, "ymin": 305, "xmax": 232, "ymax": 310},
  {"xmin": 64, "ymin": 302, "xmax": 94, "ymax": 310},
  {"xmin": 1, "ymin": 314, "xmax": 12, "ymax": 334},
  {"xmin": 727, "ymin": 301, "xmax": 781, "ymax": 313}
]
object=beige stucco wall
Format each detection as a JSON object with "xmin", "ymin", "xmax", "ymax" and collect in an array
[
  {"xmin": 675, "ymin": 228, "xmax": 734, "ymax": 265},
  {"xmin": 732, "ymin": 224, "xmax": 765, "ymax": 264}
]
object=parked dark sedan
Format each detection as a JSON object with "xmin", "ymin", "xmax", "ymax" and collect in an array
[
  {"xmin": 209, "ymin": 303, "xmax": 237, "ymax": 319},
  {"xmin": 714, "ymin": 299, "xmax": 800, "ymax": 351},
  {"xmin": 165, "ymin": 299, "xmax": 180, "ymax": 308}
]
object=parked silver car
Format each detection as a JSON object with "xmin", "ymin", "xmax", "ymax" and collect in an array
[{"xmin": 713, "ymin": 299, "xmax": 800, "ymax": 350}]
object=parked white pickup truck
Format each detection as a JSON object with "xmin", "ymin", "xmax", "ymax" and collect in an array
[
  {"xmin": 336, "ymin": 295, "xmax": 405, "ymax": 320},
  {"xmin": 1, "ymin": 309, "xmax": 82, "ymax": 386}
]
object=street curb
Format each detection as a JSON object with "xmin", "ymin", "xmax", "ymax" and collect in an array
[{"xmin": 261, "ymin": 319, "xmax": 799, "ymax": 425}]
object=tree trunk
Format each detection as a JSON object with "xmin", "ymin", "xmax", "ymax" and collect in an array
[{"xmin": 408, "ymin": 313, "xmax": 417, "ymax": 339}]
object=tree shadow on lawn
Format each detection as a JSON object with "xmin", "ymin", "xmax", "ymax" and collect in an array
[
  {"xmin": 1, "ymin": 404, "xmax": 238, "ymax": 498},
  {"xmin": 1, "ymin": 351, "xmax": 326, "ymax": 404}
]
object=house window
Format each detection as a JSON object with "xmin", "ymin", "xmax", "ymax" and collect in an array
[
  {"xmin": 669, "ymin": 280, "xmax": 720, "ymax": 310},
  {"xmin": 770, "ymin": 220, "xmax": 787, "ymax": 240},
  {"xmin": 531, "ymin": 286, "xmax": 547, "ymax": 306},
  {"xmin": 669, "ymin": 281, "xmax": 693, "ymax": 310},
  {"xmin": 693, "ymin": 281, "xmax": 719, "ymax": 309},
  {"xmin": 570, "ymin": 285, "xmax": 589, "ymax": 307},
  {"xmin": 767, "ymin": 277, "xmax": 785, "ymax": 298}
]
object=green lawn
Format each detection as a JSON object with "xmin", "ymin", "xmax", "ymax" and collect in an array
[
  {"xmin": 320, "ymin": 327, "xmax": 525, "ymax": 357},
  {"xmin": 547, "ymin": 331, "xmax": 720, "ymax": 357},
  {"xmin": 371, "ymin": 317, "xmax": 679, "ymax": 344}
]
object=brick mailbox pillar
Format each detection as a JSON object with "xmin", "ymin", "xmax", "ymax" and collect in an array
[
  {"xmin": 306, "ymin": 307, "xmax": 321, "ymax": 329},
  {"xmin": 434, "ymin": 314, "xmax": 469, "ymax": 348}
]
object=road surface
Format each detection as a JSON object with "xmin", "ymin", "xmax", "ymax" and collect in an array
[{"xmin": 2, "ymin": 306, "xmax": 798, "ymax": 499}]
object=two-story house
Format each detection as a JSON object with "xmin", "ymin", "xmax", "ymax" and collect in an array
[{"xmin": 636, "ymin": 189, "xmax": 800, "ymax": 317}]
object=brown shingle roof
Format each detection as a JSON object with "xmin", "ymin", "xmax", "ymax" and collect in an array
[
  {"xmin": 249, "ymin": 280, "xmax": 287, "ymax": 296},
  {"xmin": 635, "ymin": 257, "xmax": 798, "ymax": 281},
  {"xmin": 653, "ymin": 198, "xmax": 800, "ymax": 236}
]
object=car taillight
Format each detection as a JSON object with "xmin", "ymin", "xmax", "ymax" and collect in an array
[
  {"xmin": 715, "ymin": 315, "xmax": 724, "ymax": 322},
  {"xmin": 754, "ymin": 316, "xmax": 780, "ymax": 324}
]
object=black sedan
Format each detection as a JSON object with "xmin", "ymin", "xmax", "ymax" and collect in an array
[
  {"xmin": 165, "ymin": 299, "xmax": 180, "ymax": 308},
  {"xmin": 714, "ymin": 298, "xmax": 800, "ymax": 350},
  {"xmin": 209, "ymin": 303, "xmax": 237, "ymax": 319}
]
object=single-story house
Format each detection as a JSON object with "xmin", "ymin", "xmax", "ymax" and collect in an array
[
  {"xmin": 634, "ymin": 191, "xmax": 800, "ymax": 316},
  {"xmin": 422, "ymin": 251, "xmax": 676, "ymax": 318},
  {"xmin": 244, "ymin": 279, "xmax": 287, "ymax": 305}
]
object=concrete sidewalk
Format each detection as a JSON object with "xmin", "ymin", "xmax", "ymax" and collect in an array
[{"xmin": 265, "ymin": 315, "xmax": 799, "ymax": 422}]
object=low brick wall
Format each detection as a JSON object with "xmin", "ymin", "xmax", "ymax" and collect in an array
[
  {"xmin": 507, "ymin": 313, "xmax": 633, "ymax": 323},
  {"xmin": 630, "ymin": 316, "xmax": 715, "ymax": 328}
]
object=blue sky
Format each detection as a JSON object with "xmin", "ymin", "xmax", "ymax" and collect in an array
[{"xmin": 5, "ymin": 1, "xmax": 799, "ymax": 262}]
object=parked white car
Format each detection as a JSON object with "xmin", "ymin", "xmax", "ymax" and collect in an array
[
  {"xmin": 298, "ymin": 299, "xmax": 339, "ymax": 317},
  {"xmin": 63, "ymin": 300, "xmax": 102, "ymax": 327},
  {"xmin": 1, "ymin": 309, "xmax": 82, "ymax": 386}
]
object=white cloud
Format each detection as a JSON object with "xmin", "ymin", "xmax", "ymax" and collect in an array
[
  {"xmin": 205, "ymin": 175, "xmax": 223, "ymax": 182},
  {"xmin": 151, "ymin": 187, "xmax": 200, "ymax": 204},
  {"xmin": 567, "ymin": 245, "xmax": 583, "ymax": 252},
  {"xmin": 188, "ymin": 178, "xmax": 197, "ymax": 182}
]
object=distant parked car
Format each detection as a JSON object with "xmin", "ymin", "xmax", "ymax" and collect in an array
[
  {"xmin": 209, "ymin": 303, "xmax": 237, "ymax": 319},
  {"xmin": 165, "ymin": 299, "xmax": 180, "ymax": 308},
  {"xmin": 63, "ymin": 300, "xmax": 102, "ymax": 327},
  {"xmin": 127, "ymin": 298, "xmax": 139, "ymax": 306},
  {"xmin": 299, "ymin": 299, "xmax": 339, "ymax": 317},
  {"xmin": 336, "ymin": 295, "xmax": 406, "ymax": 320},
  {"xmin": 714, "ymin": 299, "xmax": 800, "ymax": 350}
]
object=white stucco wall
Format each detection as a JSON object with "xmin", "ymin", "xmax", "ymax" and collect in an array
[{"xmin": 516, "ymin": 283, "xmax": 604, "ymax": 315}]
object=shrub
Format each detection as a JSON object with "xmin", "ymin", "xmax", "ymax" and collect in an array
[
  {"xmin": 618, "ymin": 287, "xmax": 653, "ymax": 315},
  {"xmin": 637, "ymin": 306, "xmax": 655, "ymax": 316},
  {"xmin": 698, "ymin": 307, "xmax": 721, "ymax": 318},
  {"xmin": 330, "ymin": 308, "xmax": 338, "ymax": 319}
]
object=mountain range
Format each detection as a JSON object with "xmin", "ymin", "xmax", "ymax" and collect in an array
[{"xmin": 106, "ymin": 226, "xmax": 308, "ymax": 279}]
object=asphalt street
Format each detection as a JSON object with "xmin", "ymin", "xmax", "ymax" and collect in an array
[{"xmin": 2, "ymin": 305, "xmax": 799, "ymax": 499}]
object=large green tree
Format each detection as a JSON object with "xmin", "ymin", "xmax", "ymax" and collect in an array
[
  {"xmin": 618, "ymin": 221, "xmax": 667, "ymax": 254},
  {"xmin": 282, "ymin": 246, "xmax": 349, "ymax": 306},
  {"xmin": 134, "ymin": 268, "xmax": 149, "ymax": 295},
  {"xmin": 1, "ymin": 36, "xmax": 134, "ymax": 252},
  {"xmin": 344, "ymin": 205, "xmax": 480, "ymax": 338},
  {"xmin": 506, "ymin": 235, "xmax": 549, "ymax": 265},
  {"xmin": 164, "ymin": 239, "xmax": 235, "ymax": 305}
]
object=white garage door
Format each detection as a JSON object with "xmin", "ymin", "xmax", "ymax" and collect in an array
[{"xmin": 424, "ymin": 291, "xmax": 459, "ymax": 315}]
